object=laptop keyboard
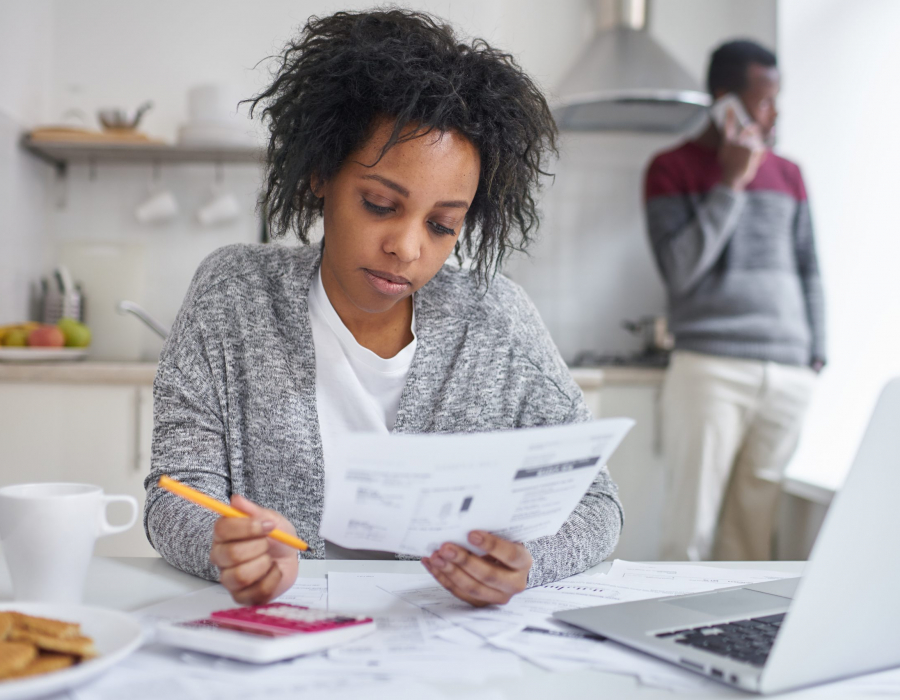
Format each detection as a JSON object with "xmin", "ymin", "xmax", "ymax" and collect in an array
[{"xmin": 656, "ymin": 613, "xmax": 785, "ymax": 668}]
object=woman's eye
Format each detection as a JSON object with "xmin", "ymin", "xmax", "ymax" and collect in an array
[
  {"xmin": 428, "ymin": 221, "xmax": 456, "ymax": 236},
  {"xmin": 362, "ymin": 198, "xmax": 394, "ymax": 215}
]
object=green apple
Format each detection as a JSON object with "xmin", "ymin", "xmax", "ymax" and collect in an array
[{"xmin": 57, "ymin": 317, "xmax": 91, "ymax": 348}]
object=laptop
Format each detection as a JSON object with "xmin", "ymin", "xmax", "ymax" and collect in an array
[{"xmin": 554, "ymin": 378, "xmax": 900, "ymax": 694}]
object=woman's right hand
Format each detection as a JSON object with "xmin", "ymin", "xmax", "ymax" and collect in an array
[{"xmin": 209, "ymin": 494, "xmax": 299, "ymax": 605}]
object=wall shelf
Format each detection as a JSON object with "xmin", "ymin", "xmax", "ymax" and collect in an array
[{"xmin": 21, "ymin": 136, "xmax": 264, "ymax": 176}]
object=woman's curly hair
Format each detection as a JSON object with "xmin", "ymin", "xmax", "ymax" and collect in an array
[{"xmin": 248, "ymin": 8, "xmax": 558, "ymax": 280}]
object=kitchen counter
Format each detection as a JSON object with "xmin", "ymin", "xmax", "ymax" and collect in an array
[
  {"xmin": 0, "ymin": 362, "xmax": 666, "ymax": 388},
  {"xmin": 0, "ymin": 361, "xmax": 158, "ymax": 385},
  {"xmin": 569, "ymin": 365, "xmax": 665, "ymax": 388}
]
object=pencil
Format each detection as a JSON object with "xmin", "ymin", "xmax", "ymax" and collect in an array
[{"xmin": 158, "ymin": 475, "xmax": 309, "ymax": 552}]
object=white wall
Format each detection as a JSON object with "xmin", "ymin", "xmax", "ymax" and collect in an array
[
  {"xmin": 0, "ymin": 1, "xmax": 53, "ymax": 125},
  {"xmin": 778, "ymin": 0, "xmax": 900, "ymax": 490},
  {"xmin": 504, "ymin": 132, "xmax": 675, "ymax": 361},
  {"xmin": 498, "ymin": 0, "xmax": 593, "ymax": 93},
  {"xmin": 46, "ymin": 0, "xmax": 512, "ymax": 144},
  {"xmin": 0, "ymin": 1, "xmax": 54, "ymax": 325},
  {"xmin": 651, "ymin": 0, "xmax": 777, "ymax": 86}
]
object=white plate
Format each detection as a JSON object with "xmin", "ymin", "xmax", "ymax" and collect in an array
[
  {"xmin": 0, "ymin": 348, "xmax": 88, "ymax": 362},
  {"xmin": 0, "ymin": 602, "xmax": 143, "ymax": 700}
]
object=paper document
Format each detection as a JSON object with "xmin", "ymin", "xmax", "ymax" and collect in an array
[
  {"xmin": 319, "ymin": 418, "xmax": 633, "ymax": 555},
  {"xmin": 382, "ymin": 572, "xmax": 663, "ymax": 640},
  {"xmin": 325, "ymin": 572, "xmax": 522, "ymax": 683},
  {"xmin": 605, "ymin": 560, "xmax": 798, "ymax": 587},
  {"xmin": 381, "ymin": 572, "xmax": 720, "ymax": 692},
  {"xmin": 381, "ymin": 563, "xmax": 800, "ymax": 694}
]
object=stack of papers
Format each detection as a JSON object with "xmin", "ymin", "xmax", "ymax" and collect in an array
[
  {"xmin": 69, "ymin": 561, "xmax": 900, "ymax": 698},
  {"xmin": 378, "ymin": 560, "xmax": 797, "ymax": 693}
]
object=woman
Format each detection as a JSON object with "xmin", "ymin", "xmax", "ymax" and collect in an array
[{"xmin": 144, "ymin": 9, "xmax": 622, "ymax": 607}]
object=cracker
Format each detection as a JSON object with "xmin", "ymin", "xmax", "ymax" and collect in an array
[
  {"xmin": 0, "ymin": 613, "xmax": 12, "ymax": 641},
  {"xmin": 7, "ymin": 629, "xmax": 96, "ymax": 659},
  {"xmin": 0, "ymin": 641, "xmax": 37, "ymax": 679},
  {"xmin": 5, "ymin": 652, "xmax": 76, "ymax": 679},
  {"xmin": 10, "ymin": 613, "xmax": 80, "ymax": 639}
]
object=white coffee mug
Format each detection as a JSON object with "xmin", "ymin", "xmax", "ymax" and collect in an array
[
  {"xmin": 135, "ymin": 188, "xmax": 179, "ymax": 224},
  {"xmin": 196, "ymin": 186, "xmax": 240, "ymax": 226},
  {"xmin": 0, "ymin": 483, "xmax": 138, "ymax": 603}
]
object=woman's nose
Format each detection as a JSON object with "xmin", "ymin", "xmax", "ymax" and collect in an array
[{"xmin": 383, "ymin": 221, "xmax": 422, "ymax": 263}]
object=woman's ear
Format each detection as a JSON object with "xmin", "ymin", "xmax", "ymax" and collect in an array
[{"xmin": 310, "ymin": 173, "xmax": 324, "ymax": 199}]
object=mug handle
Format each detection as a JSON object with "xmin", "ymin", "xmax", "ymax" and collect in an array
[{"xmin": 98, "ymin": 494, "xmax": 139, "ymax": 537}]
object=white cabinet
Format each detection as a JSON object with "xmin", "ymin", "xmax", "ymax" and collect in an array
[
  {"xmin": 580, "ymin": 380, "xmax": 667, "ymax": 561},
  {"xmin": 0, "ymin": 382, "xmax": 157, "ymax": 557}
]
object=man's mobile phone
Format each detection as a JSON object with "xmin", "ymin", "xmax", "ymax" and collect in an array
[
  {"xmin": 709, "ymin": 93, "xmax": 753, "ymax": 132},
  {"xmin": 710, "ymin": 93, "xmax": 767, "ymax": 150}
]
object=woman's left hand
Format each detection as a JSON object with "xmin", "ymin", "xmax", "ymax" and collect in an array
[{"xmin": 422, "ymin": 531, "xmax": 532, "ymax": 606}]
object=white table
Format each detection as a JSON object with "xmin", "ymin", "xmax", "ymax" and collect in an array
[{"xmin": 0, "ymin": 556, "xmax": 889, "ymax": 699}]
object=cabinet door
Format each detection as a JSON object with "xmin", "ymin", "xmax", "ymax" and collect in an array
[
  {"xmin": 594, "ymin": 384, "xmax": 667, "ymax": 561},
  {"xmin": 0, "ymin": 383, "xmax": 157, "ymax": 557}
]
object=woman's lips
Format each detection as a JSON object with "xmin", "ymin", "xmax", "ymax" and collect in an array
[{"xmin": 363, "ymin": 268, "xmax": 411, "ymax": 296}]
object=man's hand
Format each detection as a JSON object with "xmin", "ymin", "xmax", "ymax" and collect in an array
[
  {"xmin": 719, "ymin": 108, "xmax": 765, "ymax": 191},
  {"xmin": 422, "ymin": 531, "xmax": 533, "ymax": 606},
  {"xmin": 209, "ymin": 495, "xmax": 299, "ymax": 605}
]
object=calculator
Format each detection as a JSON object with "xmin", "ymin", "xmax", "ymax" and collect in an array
[{"xmin": 156, "ymin": 603, "xmax": 376, "ymax": 663}]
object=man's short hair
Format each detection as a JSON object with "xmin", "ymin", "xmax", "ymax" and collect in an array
[{"xmin": 707, "ymin": 40, "xmax": 777, "ymax": 95}]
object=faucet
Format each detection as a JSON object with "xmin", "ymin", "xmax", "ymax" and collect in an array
[{"xmin": 116, "ymin": 300, "xmax": 170, "ymax": 340}]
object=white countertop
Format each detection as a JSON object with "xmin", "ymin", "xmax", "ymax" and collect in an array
[
  {"xmin": 569, "ymin": 365, "xmax": 666, "ymax": 388},
  {"xmin": 0, "ymin": 360, "xmax": 158, "ymax": 385},
  {"xmin": 0, "ymin": 361, "xmax": 665, "ymax": 387}
]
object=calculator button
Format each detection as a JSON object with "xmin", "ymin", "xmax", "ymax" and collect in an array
[{"xmin": 210, "ymin": 604, "xmax": 372, "ymax": 635}]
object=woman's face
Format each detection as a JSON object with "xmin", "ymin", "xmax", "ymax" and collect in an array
[{"xmin": 318, "ymin": 120, "xmax": 481, "ymax": 316}]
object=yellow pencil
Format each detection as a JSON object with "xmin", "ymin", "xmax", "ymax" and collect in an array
[{"xmin": 158, "ymin": 475, "xmax": 309, "ymax": 552}]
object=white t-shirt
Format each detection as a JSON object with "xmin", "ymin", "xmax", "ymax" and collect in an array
[{"xmin": 308, "ymin": 267, "xmax": 416, "ymax": 559}]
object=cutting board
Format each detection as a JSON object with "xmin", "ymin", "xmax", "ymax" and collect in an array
[{"xmin": 29, "ymin": 126, "xmax": 166, "ymax": 144}]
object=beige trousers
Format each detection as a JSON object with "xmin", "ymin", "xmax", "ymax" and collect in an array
[{"xmin": 659, "ymin": 350, "xmax": 816, "ymax": 561}]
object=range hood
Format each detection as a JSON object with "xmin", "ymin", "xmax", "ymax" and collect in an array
[{"xmin": 553, "ymin": 0, "xmax": 711, "ymax": 133}]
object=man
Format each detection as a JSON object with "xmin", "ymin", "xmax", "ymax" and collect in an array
[{"xmin": 644, "ymin": 40, "xmax": 825, "ymax": 561}]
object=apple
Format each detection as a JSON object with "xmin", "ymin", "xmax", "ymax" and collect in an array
[
  {"xmin": 57, "ymin": 317, "xmax": 91, "ymax": 348},
  {"xmin": 28, "ymin": 325, "xmax": 65, "ymax": 347}
]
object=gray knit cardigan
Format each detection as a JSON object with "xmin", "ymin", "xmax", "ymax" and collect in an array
[{"xmin": 144, "ymin": 243, "xmax": 623, "ymax": 587}]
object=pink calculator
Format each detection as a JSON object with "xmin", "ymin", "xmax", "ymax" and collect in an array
[{"xmin": 156, "ymin": 603, "xmax": 376, "ymax": 663}]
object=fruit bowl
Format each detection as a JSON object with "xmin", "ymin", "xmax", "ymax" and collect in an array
[{"xmin": 0, "ymin": 320, "xmax": 91, "ymax": 360}]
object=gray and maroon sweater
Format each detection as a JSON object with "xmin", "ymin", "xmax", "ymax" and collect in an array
[{"xmin": 644, "ymin": 141, "xmax": 825, "ymax": 367}]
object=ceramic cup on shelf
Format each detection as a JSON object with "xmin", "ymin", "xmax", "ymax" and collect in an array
[
  {"xmin": 196, "ymin": 185, "xmax": 240, "ymax": 226},
  {"xmin": 0, "ymin": 483, "xmax": 138, "ymax": 603},
  {"xmin": 135, "ymin": 187, "xmax": 179, "ymax": 224}
]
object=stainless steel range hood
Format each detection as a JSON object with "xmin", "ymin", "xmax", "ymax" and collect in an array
[{"xmin": 553, "ymin": 0, "xmax": 711, "ymax": 133}]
